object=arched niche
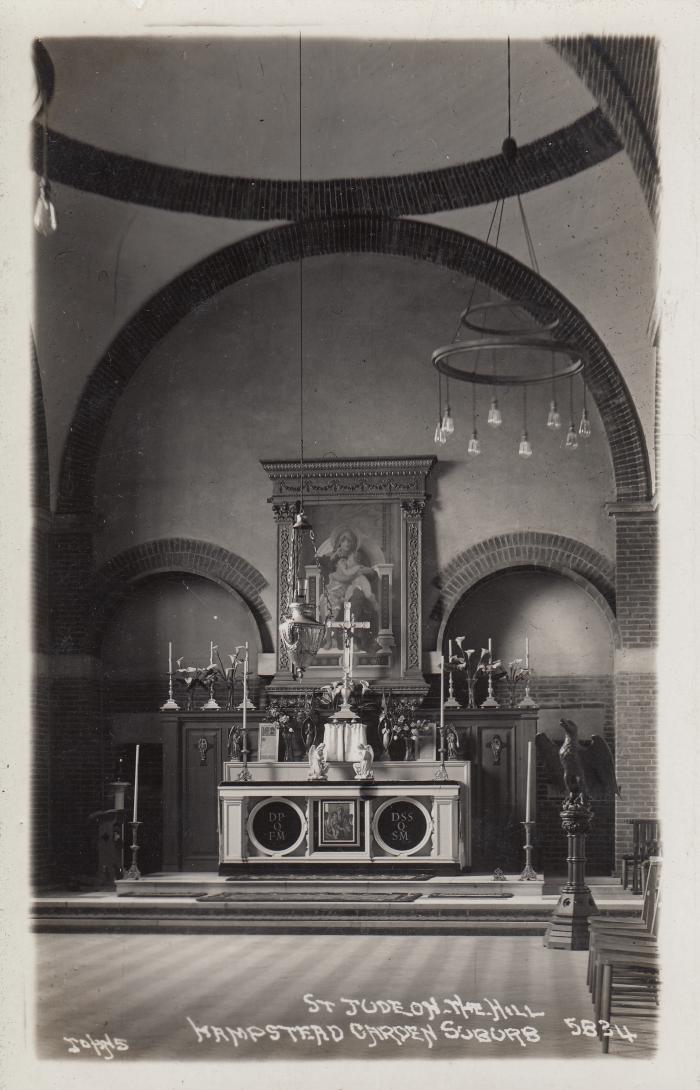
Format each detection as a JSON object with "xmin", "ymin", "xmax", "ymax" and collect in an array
[
  {"xmin": 101, "ymin": 571, "xmax": 260, "ymax": 713},
  {"xmin": 443, "ymin": 567, "xmax": 614, "ymax": 676}
]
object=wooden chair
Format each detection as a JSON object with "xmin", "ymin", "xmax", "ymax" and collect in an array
[
  {"xmin": 589, "ymin": 858, "xmax": 661, "ymax": 1053},
  {"xmin": 588, "ymin": 858, "xmax": 660, "ymax": 992},
  {"xmin": 621, "ymin": 819, "xmax": 661, "ymax": 893}
]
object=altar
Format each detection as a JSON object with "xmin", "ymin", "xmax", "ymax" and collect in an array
[{"xmin": 218, "ymin": 770, "xmax": 467, "ymax": 869}]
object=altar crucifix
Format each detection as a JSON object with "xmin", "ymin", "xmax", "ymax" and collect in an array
[{"xmin": 323, "ymin": 601, "xmax": 370, "ymax": 762}]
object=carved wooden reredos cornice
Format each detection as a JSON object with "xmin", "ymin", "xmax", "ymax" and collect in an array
[{"xmin": 261, "ymin": 456, "xmax": 437, "ymax": 504}]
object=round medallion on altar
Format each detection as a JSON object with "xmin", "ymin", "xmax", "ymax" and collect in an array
[
  {"xmin": 248, "ymin": 798, "xmax": 306, "ymax": 855},
  {"xmin": 372, "ymin": 797, "xmax": 432, "ymax": 856}
]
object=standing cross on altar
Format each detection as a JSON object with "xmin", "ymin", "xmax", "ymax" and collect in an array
[{"xmin": 326, "ymin": 600, "xmax": 370, "ymax": 721}]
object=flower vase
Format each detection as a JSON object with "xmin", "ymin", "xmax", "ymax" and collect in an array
[{"xmin": 466, "ymin": 679, "xmax": 477, "ymax": 710}]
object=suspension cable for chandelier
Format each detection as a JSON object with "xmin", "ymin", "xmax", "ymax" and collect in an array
[{"xmin": 431, "ymin": 38, "xmax": 591, "ymax": 457}]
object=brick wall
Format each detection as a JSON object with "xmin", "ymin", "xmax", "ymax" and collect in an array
[
  {"xmin": 49, "ymin": 675, "xmax": 105, "ymax": 880},
  {"xmin": 614, "ymin": 671, "xmax": 657, "ymax": 861},
  {"xmin": 611, "ymin": 508, "xmax": 658, "ymax": 864},
  {"xmin": 615, "ymin": 516, "xmax": 658, "ymax": 647}
]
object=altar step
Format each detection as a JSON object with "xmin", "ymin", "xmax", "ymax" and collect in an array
[{"xmin": 32, "ymin": 873, "xmax": 640, "ymax": 935}]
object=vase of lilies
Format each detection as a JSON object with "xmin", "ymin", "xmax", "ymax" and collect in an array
[
  {"xmin": 448, "ymin": 641, "xmax": 490, "ymax": 709},
  {"xmin": 504, "ymin": 659, "xmax": 531, "ymax": 707}
]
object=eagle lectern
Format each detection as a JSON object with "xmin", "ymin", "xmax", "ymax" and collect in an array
[{"xmin": 538, "ymin": 719, "xmax": 621, "ymax": 950}]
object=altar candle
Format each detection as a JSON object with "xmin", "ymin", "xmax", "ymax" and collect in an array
[
  {"xmin": 440, "ymin": 656, "xmax": 445, "ymax": 728},
  {"xmin": 210, "ymin": 641, "xmax": 214, "ymax": 666},
  {"xmin": 525, "ymin": 636, "xmax": 529, "ymax": 670},
  {"xmin": 132, "ymin": 744, "xmax": 140, "ymax": 823},
  {"xmin": 525, "ymin": 739, "xmax": 533, "ymax": 823},
  {"xmin": 449, "ymin": 638, "xmax": 453, "ymax": 662},
  {"xmin": 168, "ymin": 641, "xmax": 172, "ymax": 675},
  {"xmin": 488, "ymin": 636, "xmax": 492, "ymax": 661}
]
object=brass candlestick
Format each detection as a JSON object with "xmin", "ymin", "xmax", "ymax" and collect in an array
[
  {"xmin": 237, "ymin": 734, "xmax": 252, "ymax": 782},
  {"xmin": 125, "ymin": 821, "xmax": 142, "ymax": 880},
  {"xmin": 433, "ymin": 723, "xmax": 449, "ymax": 782},
  {"xmin": 519, "ymin": 820, "xmax": 538, "ymax": 880}
]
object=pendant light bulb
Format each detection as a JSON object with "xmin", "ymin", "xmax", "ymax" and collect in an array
[
  {"xmin": 34, "ymin": 180, "xmax": 57, "ymax": 236},
  {"xmin": 578, "ymin": 407, "xmax": 592, "ymax": 439},
  {"xmin": 441, "ymin": 405, "xmax": 454, "ymax": 435},
  {"xmin": 468, "ymin": 429, "xmax": 481, "ymax": 456},
  {"xmin": 565, "ymin": 422, "xmax": 579, "ymax": 449},
  {"xmin": 518, "ymin": 431, "xmax": 532, "ymax": 458},
  {"xmin": 434, "ymin": 420, "xmax": 446, "ymax": 445},
  {"xmin": 487, "ymin": 397, "xmax": 502, "ymax": 428},
  {"xmin": 547, "ymin": 399, "xmax": 561, "ymax": 429}
]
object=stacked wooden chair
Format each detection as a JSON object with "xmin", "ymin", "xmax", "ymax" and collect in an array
[
  {"xmin": 587, "ymin": 857, "xmax": 661, "ymax": 1053},
  {"xmin": 621, "ymin": 819, "xmax": 661, "ymax": 893}
]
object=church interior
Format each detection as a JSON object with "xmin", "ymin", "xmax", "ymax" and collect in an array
[{"xmin": 26, "ymin": 28, "xmax": 673, "ymax": 1071}]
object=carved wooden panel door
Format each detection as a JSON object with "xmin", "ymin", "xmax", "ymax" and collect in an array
[
  {"xmin": 474, "ymin": 721, "xmax": 519, "ymax": 870},
  {"xmin": 182, "ymin": 725, "xmax": 223, "ymax": 870}
]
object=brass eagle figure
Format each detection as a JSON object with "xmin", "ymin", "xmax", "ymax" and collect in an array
[{"xmin": 536, "ymin": 718, "xmax": 621, "ymax": 804}]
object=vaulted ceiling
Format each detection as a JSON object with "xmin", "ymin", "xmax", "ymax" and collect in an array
[{"xmin": 33, "ymin": 35, "xmax": 658, "ymax": 506}]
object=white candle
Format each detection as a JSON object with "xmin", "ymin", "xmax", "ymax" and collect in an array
[
  {"xmin": 525, "ymin": 739, "xmax": 533, "ymax": 823},
  {"xmin": 440, "ymin": 656, "xmax": 445, "ymax": 728},
  {"xmin": 525, "ymin": 636, "xmax": 529, "ymax": 670},
  {"xmin": 210, "ymin": 641, "xmax": 214, "ymax": 666},
  {"xmin": 488, "ymin": 637, "xmax": 492, "ymax": 661},
  {"xmin": 448, "ymin": 638, "xmax": 453, "ymax": 661},
  {"xmin": 132, "ymin": 744, "xmax": 140, "ymax": 823},
  {"xmin": 168, "ymin": 641, "xmax": 172, "ymax": 675}
]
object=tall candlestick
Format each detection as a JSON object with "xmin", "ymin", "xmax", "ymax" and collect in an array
[
  {"xmin": 132, "ymin": 744, "xmax": 140, "ymax": 823},
  {"xmin": 440, "ymin": 656, "xmax": 445, "ymax": 728},
  {"xmin": 525, "ymin": 739, "xmax": 533, "ymax": 823},
  {"xmin": 168, "ymin": 641, "xmax": 172, "ymax": 675},
  {"xmin": 242, "ymin": 643, "xmax": 248, "ymax": 734},
  {"xmin": 525, "ymin": 636, "xmax": 529, "ymax": 670}
]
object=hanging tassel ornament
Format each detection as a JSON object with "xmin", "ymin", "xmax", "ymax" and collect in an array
[
  {"xmin": 518, "ymin": 388, "xmax": 532, "ymax": 457},
  {"xmin": 468, "ymin": 382, "xmax": 480, "ymax": 454},
  {"xmin": 33, "ymin": 41, "xmax": 57, "ymax": 236},
  {"xmin": 565, "ymin": 375, "xmax": 578, "ymax": 449},
  {"xmin": 434, "ymin": 374, "xmax": 447, "ymax": 445},
  {"xmin": 578, "ymin": 373, "xmax": 592, "ymax": 438}
]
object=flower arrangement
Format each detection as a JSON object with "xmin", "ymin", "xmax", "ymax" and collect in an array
[
  {"xmin": 503, "ymin": 658, "xmax": 531, "ymax": 707},
  {"xmin": 448, "ymin": 639, "xmax": 507, "ymax": 707},
  {"xmin": 378, "ymin": 692, "xmax": 434, "ymax": 760}
]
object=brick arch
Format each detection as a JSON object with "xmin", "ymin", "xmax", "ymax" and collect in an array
[
  {"xmin": 427, "ymin": 531, "xmax": 621, "ymax": 651},
  {"xmin": 35, "ymin": 108, "xmax": 621, "ymax": 220},
  {"xmin": 57, "ymin": 217, "xmax": 651, "ymax": 515},
  {"xmin": 87, "ymin": 538, "xmax": 274, "ymax": 656}
]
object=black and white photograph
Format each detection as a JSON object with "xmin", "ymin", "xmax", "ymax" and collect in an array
[{"xmin": 1, "ymin": 2, "xmax": 698, "ymax": 1088}]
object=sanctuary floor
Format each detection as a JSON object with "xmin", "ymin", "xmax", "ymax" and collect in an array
[{"xmin": 32, "ymin": 931, "xmax": 658, "ymax": 1063}]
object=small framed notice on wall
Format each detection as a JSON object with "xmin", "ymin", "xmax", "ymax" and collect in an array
[{"xmin": 257, "ymin": 722, "xmax": 280, "ymax": 761}]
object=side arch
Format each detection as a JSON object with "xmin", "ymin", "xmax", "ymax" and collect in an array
[
  {"xmin": 57, "ymin": 216, "xmax": 652, "ymax": 515},
  {"xmin": 87, "ymin": 538, "xmax": 274, "ymax": 656},
  {"xmin": 427, "ymin": 531, "xmax": 620, "ymax": 651}
]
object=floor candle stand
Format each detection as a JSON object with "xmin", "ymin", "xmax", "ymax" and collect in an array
[
  {"xmin": 125, "ymin": 821, "xmax": 142, "ymax": 880},
  {"xmin": 519, "ymin": 820, "xmax": 538, "ymax": 880}
]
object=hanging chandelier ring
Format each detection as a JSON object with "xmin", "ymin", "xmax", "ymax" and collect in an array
[
  {"xmin": 432, "ymin": 338, "xmax": 585, "ymax": 386},
  {"xmin": 459, "ymin": 301, "xmax": 560, "ymax": 337}
]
